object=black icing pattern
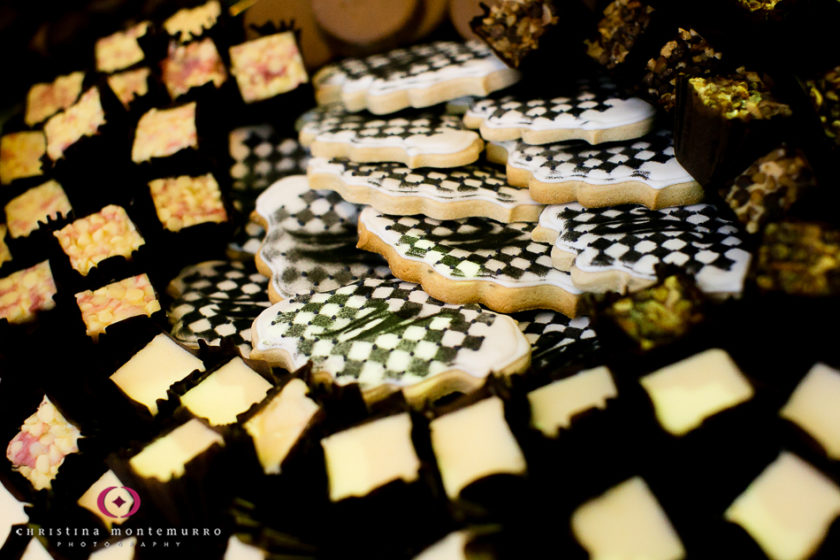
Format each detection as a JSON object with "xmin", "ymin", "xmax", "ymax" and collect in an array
[
  {"xmin": 229, "ymin": 125, "xmax": 310, "ymax": 197},
  {"xmin": 512, "ymin": 310, "xmax": 599, "ymax": 372},
  {"xmin": 375, "ymin": 212, "xmax": 570, "ymax": 286},
  {"xmin": 259, "ymin": 182, "xmax": 391, "ymax": 296},
  {"xmin": 266, "ymin": 278, "xmax": 500, "ymax": 381},
  {"xmin": 507, "ymin": 129, "xmax": 678, "ymax": 184},
  {"xmin": 316, "ymin": 158, "xmax": 518, "ymax": 203},
  {"xmin": 227, "ymin": 125, "xmax": 310, "ymax": 257},
  {"xmin": 317, "ymin": 41, "xmax": 498, "ymax": 87},
  {"xmin": 167, "ymin": 260, "xmax": 270, "ymax": 356},
  {"xmin": 301, "ymin": 105, "xmax": 466, "ymax": 141},
  {"xmin": 468, "ymin": 76, "xmax": 651, "ymax": 127},
  {"xmin": 549, "ymin": 204, "xmax": 750, "ymax": 289}
]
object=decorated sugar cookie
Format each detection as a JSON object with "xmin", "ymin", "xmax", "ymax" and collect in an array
[
  {"xmin": 307, "ymin": 157, "xmax": 543, "ymax": 223},
  {"xmin": 313, "ymin": 40, "xmax": 520, "ymax": 114},
  {"xmin": 227, "ymin": 125, "xmax": 310, "ymax": 258},
  {"xmin": 463, "ymin": 76, "xmax": 655, "ymax": 145},
  {"xmin": 513, "ymin": 310, "xmax": 599, "ymax": 373},
  {"xmin": 253, "ymin": 175, "xmax": 391, "ymax": 302},
  {"xmin": 250, "ymin": 277, "xmax": 531, "ymax": 404},
  {"xmin": 357, "ymin": 208, "xmax": 582, "ymax": 316},
  {"xmin": 487, "ymin": 129, "xmax": 703, "ymax": 209},
  {"xmin": 298, "ymin": 105, "xmax": 483, "ymax": 168},
  {"xmin": 537, "ymin": 203, "xmax": 751, "ymax": 295},
  {"xmin": 166, "ymin": 260, "xmax": 270, "ymax": 356}
]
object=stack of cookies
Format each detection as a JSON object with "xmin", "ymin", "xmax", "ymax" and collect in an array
[{"xmin": 1, "ymin": 1, "xmax": 840, "ymax": 559}]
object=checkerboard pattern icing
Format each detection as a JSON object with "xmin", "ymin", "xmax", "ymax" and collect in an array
[
  {"xmin": 513, "ymin": 310, "xmax": 598, "ymax": 371},
  {"xmin": 258, "ymin": 278, "xmax": 517, "ymax": 384},
  {"xmin": 309, "ymin": 157, "xmax": 539, "ymax": 208},
  {"xmin": 256, "ymin": 176, "xmax": 391, "ymax": 298},
  {"xmin": 361, "ymin": 209, "xmax": 572, "ymax": 286},
  {"xmin": 499, "ymin": 129, "xmax": 693, "ymax": 189},
  {"xmin": 300, "ymin": 105, "xmax": 467, "ymax": 142},
  {"xmin": 466, "ymin": 76, "xmax": 654, "ymax": 136},
  {"xmin": 545, "ymin": 203, "xmax": 751, "ymax": 294},
  {"xmin": 316, "ymin": 41, "xmax": 503, "ymax": 91},
  {"xmin": 167, "ymin": 260, "xmax": 270, "ymax": 356}
]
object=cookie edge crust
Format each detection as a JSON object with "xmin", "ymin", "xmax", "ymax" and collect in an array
[
  {"xmin": 249, "ymin": 311, "xmax": 531, "ymax": 407},
  {"xmin": 463, "ymin": 112, "xmax": 655, "ymax": 146},
  {"xmin": 304, "ymin": 135, "xmax": 485, "ymax": 169},
  {"xmin": 487, "ymin": 141, "xmax": 704, "ymax": 209},
  {"xmin": 307, "ymin": 168, "xmax": 542, "ymax": 223},
  {"xmin": 357, "ymin": 219, "xmax": 581, "ymax": 317}
]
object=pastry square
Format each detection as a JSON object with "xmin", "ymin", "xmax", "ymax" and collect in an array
[
  {"xmin": 0, "ymin": 261, "xmax": 57, "ymax": 324},
  {"xmin": 180, "ymin": 357, "xmax": 272, "ymax": 426},
  {"xmin": 148, "ymin": 173, "xmax": 227, "ymax": 231},
  {"xmin": 229, "ymin": 32, "xmax": 308, "ymax": 103},
  {"xmin": 128, "ymin": 418, "xmax": 222, "ymax": 482},
  {"xmin": 132, "ymin": 103, "xmax": 198, "ymax": 163},
  {"xmin": 107, "ymin": 67, "xmax": 151, "ymax": 109},
  {"xmin": 0, "ymin": 225, "xmax": 11, "ymax": 267},
  {"xmin": 53, "ymin": 205, "xmax": 146, "ymax": 276},
  {"xmin": 0, "ymin": 131, "xmax": 46, "ymax": 185},
  {"xmin": 725, "ymin": 452, "xmax": 840, "ymax": 560},
  {"xmin": 75, "ymin": 273, "xmax": 161, "ymax": 340},
  {"xmin": 95, "ymin": 21, "xmax": 150, "ymax": 73},
  {"xmin": 322, "ymin": 413, "xmax": 420, "ymax": 501},
  {"xmin": 24, "ymin": 71, "xmax": 85, "ymax": 127},
  {"xmin": 163, "ymin": 0, "xmax": 221, "ymax": 42},
  {"xmin": 110, "ymin": 333, "xmax": 205, "ymax": 415},
  {"xmin": 430, "ymin": 396, "xmax": 526, "ymax": 499},
  {"xmin": 572, "ymin": 477, "xmax": 685, "ymax": 560},
  {"xmin": 640, "ymin": 348, "xmax": 754, "ymax": 436},
  {"xmin": 43, "ymin": 87, "xmax": 106, "ymax": 162},
  {"xmin": 161, "ymin": 38, "xmax": 227, "ymax": 99},
  {"xmin": 6, "ymin": 395, "xmax": 81, "ymax": 491},
  {"xmin": 244, "ymin": 378, "xmax": 320, "ymax": 475},
  {"xmin": 4, "ymin": 180, "xmax": 72, "ymax": 238}
]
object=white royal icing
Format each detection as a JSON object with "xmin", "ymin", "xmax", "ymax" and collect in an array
[
  {"xmin": 252, "ymin": 278, "xmax": 530, "ymax": 390},
  {"xmin": 496, "ymin": 129, "xmax": 696, "ymax": 190},
  {"xmin": 359, "ymin": 207, "xmax": 580, "ymax": 293},
  {"xmin": 308, "ymin": 157, "xmax": 541, "ymax": 209},
  {"xmin": 541, "ymin": 203, "xmax": 752, "ymax": 295},
  {"xmin": 465, "ymin": 78, "xmax": 655, "ymax": 133}
]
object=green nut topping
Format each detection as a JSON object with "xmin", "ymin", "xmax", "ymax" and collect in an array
[{"xmin": 690, "ymin": 70, "xmax": 792, "ymax": 120}]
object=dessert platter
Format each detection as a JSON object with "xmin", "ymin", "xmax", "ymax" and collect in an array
[{"xmin": 1, "ymin": 0, "xmax": 839, "ymax": 558}]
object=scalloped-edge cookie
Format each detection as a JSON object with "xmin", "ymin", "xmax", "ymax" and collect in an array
[
  {"xmin": 307, "ymin": 157, "xmax": 543, "ymax": 223},
  {"xmin": 463, "ymin": 76, "xmax": 655, "ymax": 145},
  {"xmin": 166, "ymin": 260, "xmax": 270, "ymax": 357},
  {"xmin": 357, "ymin": 208, "xmax": 582, "ymax": 317},
  {"xmin": 298, "ymin": 105, "xmax": 483, "ymax": 168},
  {"xmin": 536, "ymin": 203, "xmax": 751, "ymax": 296},
  {"xmin": 486, "ymin": 129, "xmax": 703, "ymax": 209},
  {"xmin": 252, "ymin": 175, "xmax": 391, "ymax": 302},
  {"xmin": 313, "ymin": 40, "xmax": 520, "ymax": 115},
  {"xmin": 250, "ymin": 277, "xmax": 531, "ymax": 405}
]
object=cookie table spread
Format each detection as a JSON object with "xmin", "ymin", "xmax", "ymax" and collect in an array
[{"xmin": 2, "ymin": 2, "xmax": 840, "ymax": 559}]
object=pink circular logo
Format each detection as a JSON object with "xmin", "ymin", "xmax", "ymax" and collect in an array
[{"xmin": 96, "ymin": 486, "xmax": 141, "ymax": 519}]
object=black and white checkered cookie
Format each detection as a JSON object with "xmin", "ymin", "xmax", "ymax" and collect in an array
[
  {"xmin": 307, "ymin": 157, "xmax": 543, "ymax": 223},
  {"xmin": 313, "ymin": 40, "xmax": 519, "ymax": 114},
  {"xmin": 298, "ymin": 105, "xmax": 483, "ymax": 168},
  {"xmin": 254, "ymin": 175, "xmax": 391, "ymax": 302},
  {"xmin": 512, "ymin": 310, "xmax": 599, "ymax": 373},
  {"xmin": 227, "ymin": 125, "xmax": 310, "ymax": 258},
  {"xmin": 463, "ymin": 76, "xmax": 655, "ymax": 145},
  {"xmin": 166, "ymin": 260, "xmax": 271, "ymax": 357},
  {"xmin": 489, "ymin": 129, "xmax": 702, "ymax": 209},
  {"xmin": 358, "ymin": 208, "xmax": 582, "ymax": 316},
  {"xmin": 251, "ymin": 277, "xmax": 530, "ymax": 403},
  {"xmin": 540, "ymin": 203, "xmax": 751, "ymax": 295}
]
